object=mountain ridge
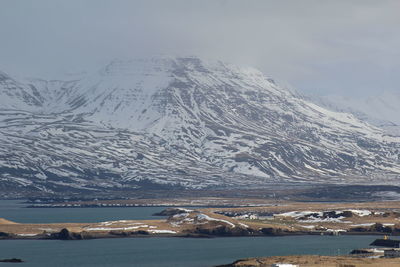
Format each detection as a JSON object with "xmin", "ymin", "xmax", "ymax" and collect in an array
[
  {"xmin": 1, "ymin": 56, "xmax": 399, "ymax": 195},
  {"xmin": 309, "ymin": 92, "xmax": 400, "ymax": 136}
]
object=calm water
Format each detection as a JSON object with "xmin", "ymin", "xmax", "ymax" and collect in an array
[
  {"xmin": 0, "ymin": 200, "xmax": 168, "ymax": 223},
  {"xmin": 0, "ymin": 200, "xmax": 380, "ymax": 266},
  {"xmin": 0, "ymin": 236, "xmax": 380, "ymax": 267}
]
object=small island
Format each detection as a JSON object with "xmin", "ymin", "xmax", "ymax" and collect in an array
[{"xmin": 2, "ymin": 200, "xmax": 400, "ymax": 240}]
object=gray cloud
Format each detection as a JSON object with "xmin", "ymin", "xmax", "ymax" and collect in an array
[{"xmin": 1, "ymin": 0, "xmax": 399, "ymax": 96}]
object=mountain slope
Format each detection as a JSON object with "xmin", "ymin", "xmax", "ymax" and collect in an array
[
  {"xmin": 311, "ymin": 92, "xmax": 400, "ymax": 136},
  {"xmin": 1, "ymin": 57, "xmax": 399, "ymax": 195},
  {"xmin": 0, "ymin": 71, "xmax": 42, "ymax": 110}
]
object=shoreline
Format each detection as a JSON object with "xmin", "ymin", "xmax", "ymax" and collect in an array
[
  {"xmin": 3, "ymin": 200, "xmax": 400, "ymax": 241},
  {"xmin": 0, "ymin": 232, "xmax": 390, "ymax": 241},
  {"xmin": 0, "ymin": 224, "xmax": 396, "ymax": 241}
]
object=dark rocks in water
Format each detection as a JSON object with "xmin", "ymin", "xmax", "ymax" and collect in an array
[
  {"xmin": 214, "ymin": 259, "xmax": 249, "ymax": 267},
  {"xmin": 50, "ymin": 228, "xmax": 83, "ymax": 240},
  {"xmin": 370, "ymin": 238, "xmax": 400, "ymax": 248},
  {"xmin": 193, "ymin": 226, "xmax": 231, "ymax": 236},
  {"xmin": 260, "ymin": 227, "xmax": 285, "ymax": 236},
  {"xmin": 350, "ymin": 249, "xmax": 374, "ymax": 255},
  {"xmin": 180, "ymin": 233, "xmax": 214, "ymax": 238},
  {"xmin": 0, "ymin": 258, "xmax": 23, "ymax": 263},
  {"xmin": 0, "ymin": 232, "xmax": 10, "ymax": 239},
  {"xmin": 192, "ymin": 225, "xmax": 253, "ymax": 237},
  {"xmin": 259, "ymin": 227, "xmax": 307, "ymax": 236},
  {"xmin": 109, "ymin": 231, "xmax": 131, "ymax": 237},
  {"xmin": 109, "ymin": 230, "xmax": 149, "ymax": 237},
  {"xmin": 133, "ymin": 230, "xmax": 149, "ymax": 235}
]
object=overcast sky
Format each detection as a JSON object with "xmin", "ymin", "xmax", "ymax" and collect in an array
[{"xmin": 1, "ymin": 0, "xmax": 399, "ymax": 97}]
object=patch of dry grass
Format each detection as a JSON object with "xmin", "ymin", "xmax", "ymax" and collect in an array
[{"xmin": 224, "ymin": 255, "xmax": 400, "ymax": 267}]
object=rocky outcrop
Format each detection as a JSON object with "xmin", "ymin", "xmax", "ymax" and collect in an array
[
  {"xmin": 350, "ymin": 223, "xmax": 394, "ymax": 234},
  {"xmin": 191, "ymin": 225, "xmax": 254, "ymax": 237},
  {"xmin": 50, "ymin": 228, "xmax": 84, "ymax": 240},
  {"xmin": 109, "ymin": 230, "xmax": 150, "ymax": 237},
  {"xmin": 0, "ymin": 231, "xmax": 11, "ymax": 239},
  {"xmin": 0, "ymin": 258, "xmax": 24, "ymax": 263}
]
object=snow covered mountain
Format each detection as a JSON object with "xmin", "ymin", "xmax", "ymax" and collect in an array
[
  {"xmin": 1, "ymin": 56, "xmax": 400, "ymax": 195},
  {"xmin": 311, "ymin": 92, "xmax": 400, "ymax": 136}
]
